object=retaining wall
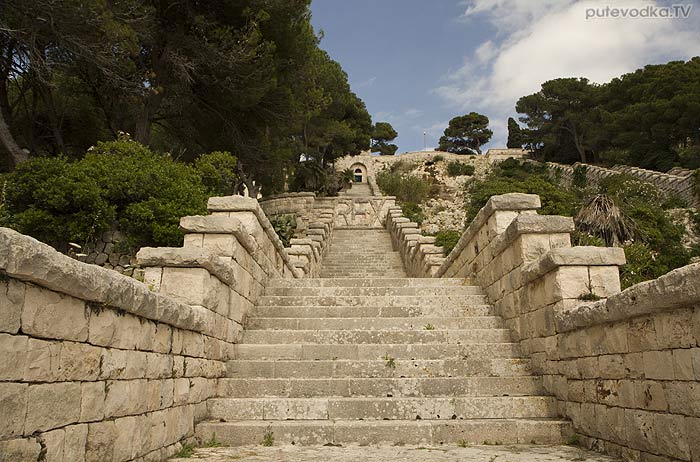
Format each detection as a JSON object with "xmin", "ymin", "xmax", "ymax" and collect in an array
[
  {"xmin": 0, "ymin": 195, "xmax": 300, "ymax": 462},
  {"xmin": 438, "ymin": 193, "xmax": 700, "ymax": 461}
]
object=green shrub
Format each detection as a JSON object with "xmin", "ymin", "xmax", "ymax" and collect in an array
[
  {"xmin": 376, "ymin": 171, "xmax": 430, "ymax": 203},
  {"xmin": 434, "ymin": 230, "xmax": 461, "ymax": 256},
  {"xmin": 465, "ymin": 160, "xmax": 580, "ymax": 224},
  {"xmin": 432, "ymin": 154, "xmax": 445, "ymax": 163},
  {"xmin": 2, "ymin": 139, "xmax": 219, "ymax": 251},
  {"xmin": 389, "ymin": 160, "xmax": 416, "ymax": 175},
  {"xmin": 270, "ymin": 214, "xmax": 296, "ymax": 247},
  {"xmin": 401, "ymin": 202, "xmax": 425, "ymax": 225},
  {"xmin": 2, "ymin": 156, "xmax": 114, "ymax": 249},
  {"xmin": 195, "ymin": 151, "xmax": 238, "ymax": 196},
  {"xmin": 572, "ymin": 165, "xmax": 588, "ymax": 189},
  {"xmin": 446, "ymin": 161, "xmax": 475, "ymax": 177}
]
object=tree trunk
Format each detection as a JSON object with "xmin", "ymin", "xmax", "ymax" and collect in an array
[
  {"xmin": 134, "ymin": 90, "xmax": 165, "ymax": 145},
  {"xmin": 0, "ymin": 108, "xmax": 27, "ymax": 167}
]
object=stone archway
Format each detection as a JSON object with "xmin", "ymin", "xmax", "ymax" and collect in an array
[{"xmin": 349, "ymin": 163, "xmax": 368, "ymax": 183}]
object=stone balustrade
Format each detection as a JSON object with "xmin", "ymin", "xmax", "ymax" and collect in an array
[
  {"xmin": 0, "ymin": 194, "xmax": 302, "ymax": 462},
  {"xmin": 385, "ymin": 206, "xmax": 447, "ymax": 277},
  {"xmin": 438, "ymin": 192, "xmax": 700, "ymax": 461}
]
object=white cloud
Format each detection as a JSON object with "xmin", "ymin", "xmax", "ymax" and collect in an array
[
  {"xmin": 438, "ymin": 0, "xmax": 700, "ymax": 147},
  {"xmin": 356, "ymin": 76, "xmax": 377, "ymax": 88}
]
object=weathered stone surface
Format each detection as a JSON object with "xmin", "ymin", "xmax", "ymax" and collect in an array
[
  {"xmin": 0, "ymin": 279, "xmax": 24, "ymax": 333},
  {"xmin": 64, "ymin": 424, "xmax": 88, "ymax": 462},
  {"xmin": 22, "ymin": 285, "xmax": 88, "ymax": 341},
  {"xmin": 0, "ymin": 382, "xmax": 27, "ymax": 438},
  {"xmin": 25, "ymin": 382, "xmax": 81, "ymax": 434},
  {"xmin": 80, "ymin": 381, "xmax": 106, "ymax": 422},
  {"xmin": 0, "ymin": 333, "xmax": 27, "ymax": 380},
  {"xmin": 0, "ymin": 438, "xmax": 42, "ymax": 462}
]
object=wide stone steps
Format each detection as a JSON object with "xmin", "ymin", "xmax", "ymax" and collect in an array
[
  {"xmin": 240, "ymin": 329, "xmax": 513, "ymax": 344},
  {"xmin": 217, "ymin": 377, "xmax": 544, "ymax": 398},
  {"xmin": 195, "ymin": 419, "xmax": 572, "ymax": 446},
  {"xmin": 256, "ymin": 295, "xmax": 489, "ymax": 307},
  {"xmin": 264, "ymin": 286, "xmax": 484, "ymax": 296},
  {"xmin": 233, "ymin": 342, "xmax": 522, "ymax": 360},
  {"xmin": 206, "ymin": 396, "xmax": 558, "ymax": 421},
  {"xmin": 322, "ymin": 271, "xmax": 407, "ymax": 278},
  {"xmin": 267, "ymin": 278, "xmax": 470, "ymax": 288},
  {"xmin": 246, "ymin": 316, "xmax": 504, "ymax": 330},
  {"xmin": 250, "ymin": 305, "xmax": 495, "ymax": 318},
  {"xmin": 226, "ymin": 358, "xmax": 532, "ymax": 378}
]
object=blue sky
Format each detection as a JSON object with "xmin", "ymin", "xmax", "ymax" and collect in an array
[{"xmin": 310, "ymin": 0, "xmax": 700, "ymax": 153}]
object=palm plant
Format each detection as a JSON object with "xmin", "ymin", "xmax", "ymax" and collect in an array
[{"xmin": 574, "ymin": 194, "xmax": 635, "ymax": 246}]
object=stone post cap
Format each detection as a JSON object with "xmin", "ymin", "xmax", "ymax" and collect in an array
[
  {"xmin": 179, "ymin": 215, "xmax": 246, "ymax": 234},
  {"xmin": 522, "ymin": 246, "xmax": 626, "ymax": 284},
  {"xmin": 485, "ymin": 193, "xmax": 541, "ymax": 212},
  {"xmin": 207, "ymin": 195, "xmax": 259, "ymax": 212}
]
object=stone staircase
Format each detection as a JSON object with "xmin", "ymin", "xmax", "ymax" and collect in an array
[
  {"xmin": 195, "ymin": 228, "xmax": 571, "ymax": 446},
  {"xmin": 320, "ymin": 228, "xmax": 406, "ymax": 278}
]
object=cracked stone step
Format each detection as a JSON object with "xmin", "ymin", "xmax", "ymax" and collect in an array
[
  {"xmin": 217, "ymin": 377, "xmax": 542, "ymax": 398},
  {"xmin": 195, "ymin": 419, "xmax": 573, "ymax": 446},
  {"xmin": 225, "ymin": 359, "xmax": 532, "ymax": 378},
  {"xmin": 206, "ymin": 396, "xmax": 558, "ymax": 421},
  {"xmin": 240, "ymin": 329, "xmax": 514, "ymax": 345},
  {"xmin": 246, "ymin": 316, "xmax": 503, "ymax": 330},
  {"xmin": 257, "ymin": 295, "xmax": 489, "ymax": 307}
]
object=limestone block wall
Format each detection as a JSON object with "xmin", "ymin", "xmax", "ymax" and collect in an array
[
  {"xmin": 546, "ymin": 161, "xmax": 699, "ymax": 207},
  {"xmin": 385, "ymin": 206, "xmax": 447, "ymax": 277},
  {"xmin": 78, "ymin": 229, "xmax": 134, "ymax": 275},
  {"xmin": 0, "ymin": 195, "xmax": 301, "ymax": 462},
  {"xmin": 438, "ymin": 193, "xmax": 700, "ymax": 461},
  {"xmin": 0, "ymin": 229, "xmax": 227, "ymax": 462}
]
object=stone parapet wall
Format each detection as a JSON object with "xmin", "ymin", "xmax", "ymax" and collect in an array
[
  {"xmin": 0, "ymin": 195, "xmax": 300, "ymax": 462},
  {"xmin": 386, "ymin": 206, "xmax": 446, "ymax": 277},
  {"xmin": 546, "ymin": 161, "xmax": 699, "ymax": 207},
  {"xmin": 438, "ymin": 193, "xmax": 700, "ymax": 461}
]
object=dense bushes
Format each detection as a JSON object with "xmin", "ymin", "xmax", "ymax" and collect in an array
[
  {"xmin": 376, "ymin": 170, "xmax": 431, "ymax": 203},
  {"xmin": 1, "ymin": 139, "xmax": 237, "ymax": 251},
  {"xmin": 446, "ymin": 161, "xmax": 475, "ymax": 177},
  {"xmin": 466, "ymin": 159, "xmax": 692, "ymax": 288},
  {"xmin": 434, "ymin": 230, "xmax": 461, "ymax": 256},
  {"xmin": 465, "ymin": 159, "xmax": 580, "ymax": 223},
  {"xmin": 401, "ymin": 203, "xmax": 425, "ymax": 225},
  {"xmin": 270, "ymin": 214, "xmax": 297, "ymax": 247}
]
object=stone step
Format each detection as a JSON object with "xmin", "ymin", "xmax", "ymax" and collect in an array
[
  {"xmin": 217, "ymin": 377, "xmax": 543, "ymax": 398},
  {"xmin": 250, "ymin": 305, "xmax": 494, "ymax": 318},
  {"xmin": 206, "ymin": 396, "xmax": 558, "ymax": 421},
  {"xmin": 264, "ymin": 287, "xmax": 483, "ymax": 297},
  {"xmin": 246, "ymin": 316, "xmax": 503, "ymax": 330},
  {"xmin": 195, "ymin": 419, "xmax": 572, "ymax": 446},
  {"xmin": 321, "ymin": 273, "xmax": 408, "ymax": 278},
  {"xmin": 267, "ymin": 278, "xmax": 470, "ymax": 288},
  {"xmin": 233, "ymin": 343, "xmax": 521, "ymax": 360},
  {"xmin": 241, "ymin": 329, "xmax": 513, "ymax": 345},
  {"xmin": 257, "ymin": 295, "xmax": 488, "ymax": 307},
  {"xmin": 226, "ymin": 358, "xmax": 532, "ymax": 378}
]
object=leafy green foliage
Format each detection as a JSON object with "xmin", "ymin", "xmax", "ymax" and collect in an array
[
  {"xmin": 1, "ymin": 140, "xmax": 222, "ymax": 251},
  {"xmin": 261, "ymin": 429, "xmax": 274, "ymax": 447},
  {"xmin": 401, "ymin": 203, "xmax": 425, "ymax": 225},
  {"xmin": 173, "ymin": 442, "xmax": 196, "ymax": 458},
  {"xmin": 516, "ymin": 58, "xmax": 700, "ymax": 170},
  {"xmin": 434, "ymin": 230, "xmax": 461, "ymax": 256},
  {"xmin": 376, "ymin": 171, "xmax": 430, "ymax": 204},
  {"xmin": 195, "ymin": 152, "xmax": 238, "ymax": 196},
  {"xmin": 506, "ymin": 117, "xmax": 524, "ymax": 149},
  {"xmin": 432, "ymin": 155, "xmax": 445, "ymax": 163},
  {"xmin": 371, "ymin": 122, "xmax": 399, "ymax": 156},
  {"xmin": 465, "ymin": 159, "xmax": 580, "ymax": 224},
  {"xmin": 446, "ymin": 162, "xmax": 475, "ymax": 177},
  {"xmin": 438, "ymin": 113, "xmax": 493, "ymax": 155},
  {"xmin": 572, "ymin": 165, "xmax": 588, "ymax": 189},
  {"xmin": 270, "ymin": 215, "xmax": 296, "ymax": 248},
  {"xmin": 467, "ymin": 160, "xmax": 690, "ymax": 288},
  {"xmin": 2, "ymin": 156, "xmax": 113, "ymax": 249}
]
